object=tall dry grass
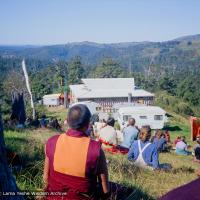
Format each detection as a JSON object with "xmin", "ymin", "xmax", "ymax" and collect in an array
[{"xmin": 3, "ymin": 109, "xmax": 200, "ymax": 200}]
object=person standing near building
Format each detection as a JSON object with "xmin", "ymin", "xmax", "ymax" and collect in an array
[{"xmin": 43, "ymin": 104, "xmax": 109, "ymax": 199}]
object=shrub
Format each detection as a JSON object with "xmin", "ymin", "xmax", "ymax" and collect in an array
[
  {"xmin": 26, "ymin": 104, "xmax": 48, "ymax": 118},
  {"xmin": 174, "ymin": 102, "xmax": 194, "ymax": 116}
]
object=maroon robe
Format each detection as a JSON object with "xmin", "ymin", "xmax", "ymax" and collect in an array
[
  {"xmin": 159, "ymin": 178, "xmax": 200, "ymax": 200},
  {"xmin": 45, "ymin": 129, "xmax": 101, "ymax": 200}
]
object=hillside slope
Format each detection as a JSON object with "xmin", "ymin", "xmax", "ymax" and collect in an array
[{"xmin": 1, "ymin": 34, "xmax": 200, "ymax": 74}]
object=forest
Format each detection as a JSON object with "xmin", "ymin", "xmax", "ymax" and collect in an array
[
  {"xmin": 0, "ymin": 34, "xmax": 200, "ymax": 118},
  {"xmin": 0, "ymin": 35, "xmax": 200, "ymax": 200}
]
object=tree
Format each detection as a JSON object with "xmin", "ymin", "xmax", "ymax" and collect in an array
[
  {"xmin": 174, "ymin": 102, "xmax": 194, "ymax": 116},
  {"xmin": 67, "ymin": 57, "xmax": 84, "ymax": 85},
  {"xmin": 0, "ymin": 112, "xmax": 24, "ymax": 199},
  {"xmin": 159, "ymin": 76, "xmax": 177, "ymax": 95},
  {"xmin": 89, "ymin": 58, "xmax": 129, "ymax": 78},
  {"xmin": 3, "ymin": 71, "xmax": 27, "ymax": 97}
]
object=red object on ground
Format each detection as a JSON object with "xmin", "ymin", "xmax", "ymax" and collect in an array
[
  {"xmin": 104, "ymin": 147, "xmax": 128, "ymax": 155},
  {"xmin": 99, "ymin": 139, "xmax": 128, "ymax": 155},
  {"xmin": 190, "ymin": 117, "xmax": 200, "ymax": 141}
]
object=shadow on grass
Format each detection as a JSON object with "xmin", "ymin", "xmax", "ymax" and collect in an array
[
  {"xmin": 5, "ymin": 137, "xmax": 44, "ymax": 167},
  {"xmin": 166, "ymin": 113, "xmax": 173, "ymax": 118},
  {"xmin": 109, "ymin": 182, "xmax": 155, "ymax": 200},
  {"xmin": 164, "ymin": 125, "xmax": 182, "ymax": 131},
  {"xmin": 172, "ymin": 166, "xmax": 195, "ymax": 174}
]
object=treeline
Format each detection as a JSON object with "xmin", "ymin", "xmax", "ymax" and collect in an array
[{"xmin": 0, "ymin": 56, "xmax": 199, "ymax": 119}]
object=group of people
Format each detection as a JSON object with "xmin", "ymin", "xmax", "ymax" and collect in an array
[
  {"xmin": 95, "ymin": 116, "xmax": 200, "ymax": 163},
  {"xmin": 94, "ymin": 117, "xmax": 173, "ymax": 170},
  {"xmin": 43, "ymin": 104, "xmax": 200, "ymax": 200},
  {"xmin": 25, "ymin": 115, "xmax": 62, "ymax": 131},
  {"xmin": 173, "ymin": 134, "xmax": 200, "ymax": 163}
]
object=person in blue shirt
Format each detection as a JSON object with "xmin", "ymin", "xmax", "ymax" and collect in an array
[
  {"xmin": 120, "ymin": 118, "xmax": 139, "ymax": 149},
  {"xmin": 153, "ymin": 130, "xmax": 168, "ymax": 152},
  {"xmin": 128, "ymin": 126, "xmax": 159, "ymax": 169}
]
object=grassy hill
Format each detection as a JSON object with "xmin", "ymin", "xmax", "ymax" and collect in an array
[{"xmin": 4, "ymin": 107, "xmax": 200, "ymax": 200}]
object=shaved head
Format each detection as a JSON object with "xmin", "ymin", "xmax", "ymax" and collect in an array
[
  {"xmin": 67, "ymin": 104, "xmax": 91, "ymax": 130},
  {"xmin": 128, "ymin": 118, "xmax": 135, "ymax": 126}
]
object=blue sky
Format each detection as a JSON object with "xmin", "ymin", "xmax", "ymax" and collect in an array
[{"xmin": 0, "ymin": 0, "xmax": 200, "ymax": 45}]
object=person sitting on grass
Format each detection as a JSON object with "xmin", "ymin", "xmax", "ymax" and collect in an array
[
  {"xmin": 93, "ymin": 119, "xmax": 106, "ymax": 139},
  {"xmin": 175, "ymin": 136, "xmax": 191, "ymax": 155},
  {"xmin": 40, "ymin": 115, "xmax": 47, "ymax": 128},
  {"xmin": 164, "ymin": 130, "xmax": 171, "ymax": 143},
  {"xmin": 117, "ymin": 118, "xmax": 139, "ymax": 152},
  {"xmin": 194, "ymin": 135, "xmax": 200, "ymax": 163},
  {"xmin": 174, "ymin": 136, "xmax": 181, "ymax": 145},
  {"xmin": 128, "ymin": 126, "xmax": 159, "ymax": 170},
  {"xmin": 153, "ymin": 130, "xmax": 168, "ymax": 152},
  {"xmin": 43, "ymin": 104, "xmax": 110, "ymax": 200},
  {"xmin": 99, "ymin": 117, "xmax": 118, "ymax": 147}
]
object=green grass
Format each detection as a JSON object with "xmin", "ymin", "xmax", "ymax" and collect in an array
[{"xmin": 3, "ymin": 108, "xmax": 200, "ymax": 200}]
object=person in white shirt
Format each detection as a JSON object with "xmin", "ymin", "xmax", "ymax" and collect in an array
[
  {"xmin": 99, "ymin": 117, "xmax": 118, "ymax": 146},
  {"xmin": 93, "ymin": 120, "xmax": 106, "ymax": 138}
]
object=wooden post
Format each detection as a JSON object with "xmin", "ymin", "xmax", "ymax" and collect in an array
[{"xmin": 0, "ymin": 112, "xmax": 24, "ymax": 199}]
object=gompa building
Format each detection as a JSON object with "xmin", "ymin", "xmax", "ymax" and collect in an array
[
  {"xmin": 69, "ymin": 78, "xmax": 154, "ymax": 111},
  {"xmin": 70, "ymin": 78, "xmax": 154, "ymax": 109}
]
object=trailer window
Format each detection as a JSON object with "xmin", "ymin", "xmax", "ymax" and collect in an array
[
  {"xmin": 154, "ymin": 115, "xmax": 163, "ymax": 120},
  {"xmin": 123, "ymin": 115, "xmax": 131, "ymax": 122},
  {"xmin": 140, "ymin": 116, "xmax": 147, "ymax": 119}
]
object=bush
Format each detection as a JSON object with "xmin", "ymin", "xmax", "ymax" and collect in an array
[
  {"xmin": 26, "ymin": 103, "xmax": 48, "ymax": 118},
  {"xmin": 174, "ymin": 102, "xmax": 194, "ymax": 116},
  {"xmin": 155, "ymin": 92, "xmax": 195, "ymax": 116}
]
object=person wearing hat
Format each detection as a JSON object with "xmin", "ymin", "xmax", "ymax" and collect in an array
[{"xmin": 43, "ymin": 104, "xmax": 110, "ymax": 199}]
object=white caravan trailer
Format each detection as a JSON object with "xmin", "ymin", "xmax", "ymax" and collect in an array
[
  {"xmin": 117, "ymin": 106, "xmax": 167, "ymax": 130},
  {"xmin": 69, "ymin": 101, "xmax": 100, "ymax": 115}
]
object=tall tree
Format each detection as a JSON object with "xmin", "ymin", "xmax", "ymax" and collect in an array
[
  {"xmin": 67, "ymin": 56, "xmax": 84, "ymax": 85},
  {"xmin": 89, "ymin": 58, "xmax": 129, "ymax": 78}
]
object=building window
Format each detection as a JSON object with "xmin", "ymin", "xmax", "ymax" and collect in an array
[
  {"xmin": 154, "ymin": 115, "xmax": 163, "ymax": 120},
  {"xmin": 123, "ymin": 115, "xmax": 131, "ymax": 122},
  {"xmin": 140, "ymin": 116, "xmax": 147, "ymax": 119}
]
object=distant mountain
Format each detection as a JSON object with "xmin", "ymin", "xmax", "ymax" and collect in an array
[
  {"xmin": 0, "ymin": 34, "xmax": 200, "ymax": 74},
  {"xmin": 174, "ymin": 34, "xmax": 200, "ymax": 42}
]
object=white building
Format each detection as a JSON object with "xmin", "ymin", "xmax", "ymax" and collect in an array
[
  {"xmin": 69, "ymin": 78, "xmax": 154, "ymax": 111},
  {"xmin": 117, "ymin": 106, "xmax": 167, "ymax": 129},
  {"xmin": 43, "ymin": 94, "xmax": 64, "ymax": 106}
]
